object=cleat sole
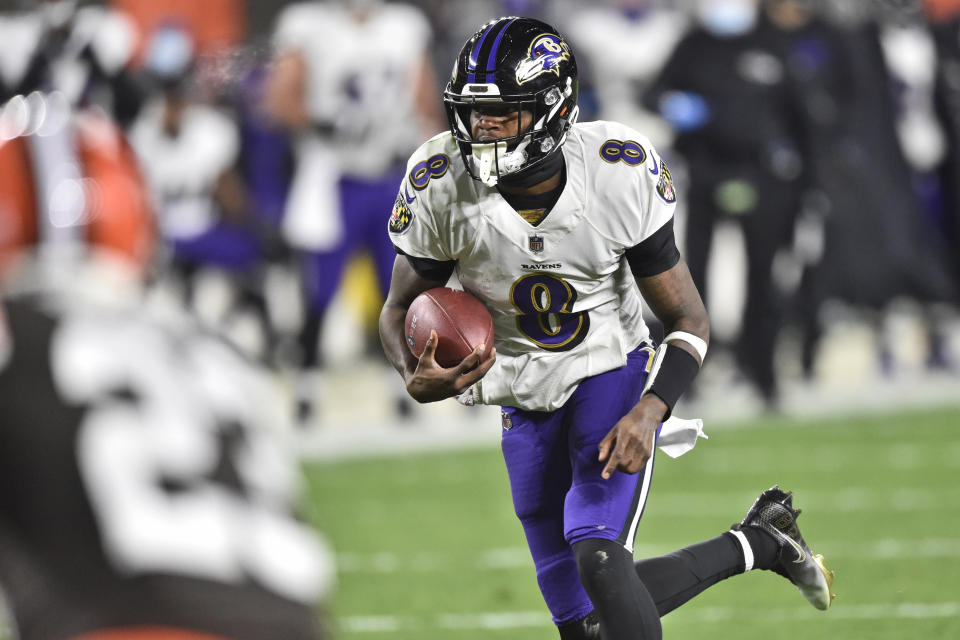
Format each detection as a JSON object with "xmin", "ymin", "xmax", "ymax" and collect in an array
[{"xmin": 813, "ymin": 553, "xmax": 836, "ymax": 609}]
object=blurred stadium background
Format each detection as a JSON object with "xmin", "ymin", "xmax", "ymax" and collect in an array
[{"xmin": 2, "ymin": 0, "xmax": 960, "ymax": 638}]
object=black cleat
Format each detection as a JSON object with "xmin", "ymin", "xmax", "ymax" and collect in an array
[{"xmin": 735, "ymin": 485, "xmax": 836, "ymax": 610}]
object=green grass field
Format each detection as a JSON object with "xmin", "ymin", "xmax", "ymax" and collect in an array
[{"xmin": 304, "ymin": 406, "xmax": 960, "ymax": 640}]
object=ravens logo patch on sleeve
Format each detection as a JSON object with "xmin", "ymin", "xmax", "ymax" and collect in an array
[
  {"xmin": 389, "ymin": 192, "xmax": 414, "ymax": 234},
  {"xmin": 657, "ymin": 161, "xmax": 677, "ymax": 204}
]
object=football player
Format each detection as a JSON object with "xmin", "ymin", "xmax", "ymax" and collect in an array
[
  {"xmin": 0, "ymin": 95, "xmax": 333, "ymax": 640},
  {"xmin": 264, "ymin": 0, "xmax": 446, "ymax": 424},
  {"xmin": 379, "ymin": 17, "xmax": 834, "ymax": 639},
  {"xmin": 129, "ymin": 23, "xmax": 273, "ymax": 358}
]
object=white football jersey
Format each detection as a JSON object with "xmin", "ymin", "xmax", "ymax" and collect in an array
[
  {"xmin": 390, "ymin": 121, "xmax": 678, "ymax": 411},
  {"xmin": 129, "ymin": 100, "xmax": 239, "ymax": 239},
  {"xmin": 273, "ymin": 1, "xmax": 432, "ymax": 177}
]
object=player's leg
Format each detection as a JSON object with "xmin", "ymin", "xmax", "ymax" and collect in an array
[
  {"xmin": 353, "ymin": 169, "xmax": 417, "ymax": 419},
  {"xmin": 350, "ymin": 167, "xmax": 408, "ymax": 300},
  {"xmin": 560, "ymin": 347, "xmax": 782, "ymax": 636},
  {"xmin": 632, "ymin": 487, "xmax": 835, "ymax": 615},
  {"xmin": 500, "ymin": 407, "xmax": 597, "ymax": 630},
  {"xmin": 294, "ymin": 241, "xmax": 350, "ymax": 424},
  {"xmin": 564, "ymin": 345, "xmax": 662, "ymax": 640},
  {"xmin": 297, "ymin": 246, "xmax": 351, "ymax": 364},
  {"xmin": 735, "ymin": 181, "xmax": 799, "ymax": 407},
  {"xmin": 632, "ymin": 526, "xmax": 779, "ymax": 615}
]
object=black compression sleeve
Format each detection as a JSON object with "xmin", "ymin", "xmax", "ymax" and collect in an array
[
  {"xmin": 624, "ymin": 218, "xmax": 681, "ymax": 278},
  {"xmin": 394, "ymin": 247, "xmax": 456, "ymax": 283}
]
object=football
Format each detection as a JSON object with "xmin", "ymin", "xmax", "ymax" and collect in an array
[{"xmin": 405, "ymin": 287, "xmax": 494, "ymax": 368}]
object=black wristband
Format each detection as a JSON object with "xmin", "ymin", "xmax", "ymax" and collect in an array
[{"xmin": 644, "ymin": 344, "xmax": 701, "ymax": 419}]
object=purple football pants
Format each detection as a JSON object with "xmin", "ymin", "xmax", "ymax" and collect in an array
[
  {"xmin": 301, "ymin": 168, "xmax": 406, "ymax": 313},
  {"xmin": 171, "ymin": 223, "xmax": 261, "ymax": 271},
  {"xmin": 501, "ymin": 345, "xmax": 656, "ymax": 625}
]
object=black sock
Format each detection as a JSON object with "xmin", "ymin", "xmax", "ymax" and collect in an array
[
  {"xmin": 572, "ymin": 538, "xmax": 662, "ymax": 640},
  {"xmin": 737, "ymin": 525, "xmax": 781, "ymax": 570},
  {"xmin": 634, "ymin": 533, "xmax": 747, "ymax": 616}
]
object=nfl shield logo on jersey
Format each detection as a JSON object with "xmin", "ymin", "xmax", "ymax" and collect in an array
[
  {"xmin": 528, "ymin": 234, "xmax": 544, "ymax": 253},
  {"xmin": 501, "ymin": 411, "xmax": 513, "ymax": 430}
]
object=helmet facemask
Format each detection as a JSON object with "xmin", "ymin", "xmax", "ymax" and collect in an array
[{"xmin": 444, "ymin": 80, "xmax": 577, "ymax": 187}]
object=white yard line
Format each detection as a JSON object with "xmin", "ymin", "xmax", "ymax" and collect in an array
[{"xmin": 339, "ymin": 602, "xmax": 960, "ymax": 633}]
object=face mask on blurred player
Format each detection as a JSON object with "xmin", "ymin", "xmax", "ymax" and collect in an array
[{"xmin": 697, "ymin": 0, "xmax": 759, "ymax": 37}]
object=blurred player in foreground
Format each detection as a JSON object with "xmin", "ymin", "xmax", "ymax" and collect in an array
[
  {"xmin": 0, "ymin": 0, "xmax": 144, "ymax": 127},
  {"xmin": 379, "ymin": 16, "xmax": 835, "ymax": 639},
  {"xmin": 0, "ymin": 94, "xmax": 334, "ymax": 640}
]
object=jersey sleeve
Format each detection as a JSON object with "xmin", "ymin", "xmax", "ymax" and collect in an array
[
  {"xmin": 585, "ymin": 122, "xmax": 679, "ymax": 249},
  {"xmin": 633, "ymin": 143, "xmax": 678, "ymax": 244},
  {"xmin": 387, "ymin": 150, "xmax": 453, "ymax": 263}
]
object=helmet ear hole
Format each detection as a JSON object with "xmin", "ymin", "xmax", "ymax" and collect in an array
[{"xmin": 443, "ymin": 16, "xmax": 579, "ymax": 185}]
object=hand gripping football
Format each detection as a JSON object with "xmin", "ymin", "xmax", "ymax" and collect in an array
[{"xmin": 404, "ymin": 287, "xmax": 494, "ymax": 368}]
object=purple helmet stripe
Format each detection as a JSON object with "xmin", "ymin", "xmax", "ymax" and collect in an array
[
  {"xmin": 484, "ymin": 17, "xmax": 518, "ymax": 82},
  {"xmin": 467, "ymin": 21, "xmax": 498, "ymax": 84}
]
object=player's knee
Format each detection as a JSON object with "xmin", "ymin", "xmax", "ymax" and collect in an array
[{"xmin": 572, "ymin": 537, "xmax": 629, "ymax": 591}]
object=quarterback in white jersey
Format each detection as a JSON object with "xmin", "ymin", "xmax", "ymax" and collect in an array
[
  {"xmin": 390, "ymin": 120, "xmax": 676, "ymax": 411},
  {"xmin": 379, "ymin": 16, "xmax": 835, "ymax": 640}
]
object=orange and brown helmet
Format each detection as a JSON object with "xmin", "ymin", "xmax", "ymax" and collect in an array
[{"xmin": 0, "ymin": 93, "xmax": 155, "ymax": 279}]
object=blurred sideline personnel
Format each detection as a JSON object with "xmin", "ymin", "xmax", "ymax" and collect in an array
[
  {"xmin": 264, "ymin": 0, "xmax": 445, "ymax": 424},
  {"xmin": 0, "ymin": 95, "xmax": 334, "ymax": 639},
  {"xmin": 877, "ymin": 0, "xmax": 960, "ymax": 369},
  {"xmin": 794, "ymin": 0, "xmax": 959, "ymax": 374},
  {"xmin": 129, "ymin": 23, "xmax": 274, "ymax": 360},
  {"xmin": 379, "ymin": 17, "xmax": 834, "ymax": 639},
  {"xmin": 110, "ymin": 0, "xmax": 246, "ymax": 63},
  {"xmin": 565, "ymin": 0, "xmax": 688, "ymax": 150},
  {"xmin": 0, "ymin": 0, "xmax": 144, "ymax": 128},
  {"xmin": 644, "ymin": 0, "xmax": 808, "ymax": 407},
  {"xmin": 930, "ymin": 0, "xmax": 960, "ymax": 294}
]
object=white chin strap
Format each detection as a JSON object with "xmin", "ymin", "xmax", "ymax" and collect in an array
[{"xmin": 471, "ymin": 138, "xmax": 531, "ymax": 187}]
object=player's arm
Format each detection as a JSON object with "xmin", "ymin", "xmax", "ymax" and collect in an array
[
  {"xmin": 262, "ymin": 51, "xmax": 311, "ymax": 131},
  {"xmin": 379, "ymin": 255, "xmax": 496, "ymax": 403},
  {"xmin": 599, "ymin": 220, "xmax": 709, "ymax": 479},
  {"xmin": 413, "ymin": 52, "xmax": 447, "ymax": 138}
]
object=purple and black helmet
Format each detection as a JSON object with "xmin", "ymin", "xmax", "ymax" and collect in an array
[{"xmin": 443, "ymin": 17, "xmax": 579, "ymax": 186}]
